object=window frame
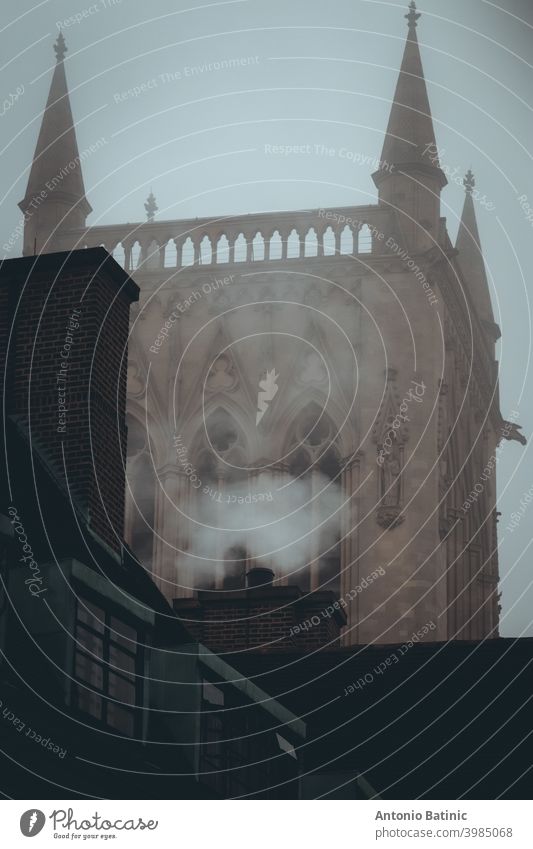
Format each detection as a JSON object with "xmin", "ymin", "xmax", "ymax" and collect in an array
[{"xmin": 71, "ymin": 594, "xmax": 144, "ymax": 736}]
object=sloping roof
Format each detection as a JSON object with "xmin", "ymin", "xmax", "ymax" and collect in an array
[{"xmin": 232, "ymin": 639, "xmax": 533, "ymax": 798}]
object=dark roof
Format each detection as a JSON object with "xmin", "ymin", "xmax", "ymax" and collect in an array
[
  {"xmin": 231, "ymin": 639, "xmax": 533, "ymax": 799},
  {"xmin": 0, "ymin": 248, "xmax": 139, "ymax": 302}
]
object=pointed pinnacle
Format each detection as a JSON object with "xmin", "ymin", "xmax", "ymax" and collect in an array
[
  {"xmin": 144, "ymin": 190, "xmax": 158, "ymax": 221},
  {"xmin": 54, "ymin": 30, "xmax": 67, "ymax": 62},
  {"xmin": 464, "ymin": 169, "xmax": 475, "ymax": 193},
  {"xmin": 405, "ymin": 1, "xmax": 421, "ymax": 28}
]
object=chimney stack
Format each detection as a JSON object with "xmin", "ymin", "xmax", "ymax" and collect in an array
[
  {"xmin": 0, "ymin": 248, "xmax": 139, "ymax": 555},
  {"xmin": 246, "ymin": 566, "xmax": 275, "ymax": 588}
]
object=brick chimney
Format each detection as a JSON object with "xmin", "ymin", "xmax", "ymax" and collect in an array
[
  {"xmin": 173, "ymin": 568, "xmax": 347, "ymax": 652},
  {"xmin": 0, "ymin": 249, "xmax": 139, "ymax": 555}
]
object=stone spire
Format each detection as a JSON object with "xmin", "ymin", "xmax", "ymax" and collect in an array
[
  {"xmin": 372, "ymin": 2, "xmax": 446, "ymax": 249},
  {"xmin": 456, "ymin": 170, "xmax": 497, "ymax": 336},
  {"xmin": 374, "ymin": 2, "xmax": 445, "ymax": 182},
  {"xmin": 18, "ymin": 32, "xmax": 92, "ymax": 255}
]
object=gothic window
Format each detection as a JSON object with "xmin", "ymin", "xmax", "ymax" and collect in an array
[
  {"xmin": 299, "ymin": 351, "xmax": 327, "ymax": 385},
  {"xmin": 288, "ymin": 404, "xmax": 341, "ymax": 593},
  {"xmin": 197, "ymin": 449, "xmax": 217, "ymax": 485},
  {"xmin": 192, "ymin": 410, "xmax": 249, "ymax": 590},
  {"xmin": 126, "ymin": 414, "xmax": 146, "ymax": 457},
  {"xmin": 206, "ymin": 409, "xmax": 240, "ymax": 453},
  {"xmin": 206, "ymin": 355, "xmax": 237, "ymax": 391}
]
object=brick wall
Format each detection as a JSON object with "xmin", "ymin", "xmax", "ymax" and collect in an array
[
  {"xmin": 0, "ymin": 249, "xmax": 139, "ymax": 555},
  {"xmin": 173, "ymin": 587, "xmax": 346, "ymax": 653}
]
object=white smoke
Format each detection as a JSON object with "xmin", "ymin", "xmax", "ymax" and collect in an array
[{"xmin": 179, "ymin": 470, "xmax": 342, "ymax": 586}]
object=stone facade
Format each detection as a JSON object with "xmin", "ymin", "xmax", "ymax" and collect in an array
[{"xmin": 17, "ymin": 3, "xmax": 524, "ymax": 644}]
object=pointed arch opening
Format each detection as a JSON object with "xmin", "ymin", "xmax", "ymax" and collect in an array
[
  {"xmin": 216, "ymin": 234, "xmax": 230, "ymax": 263},
  {"xmin": 181, "ymin": 237, "xmax": 195, "ymax": 266},
  {"xmin": 138, "ymin": 239, "xmax": 160, "ymax": 271},
  {"xmin": 287, "ymin": 228, "xmax": 300, "ymax": 259},
  {"xmin": 340, "ymin": 224, "xmax": 354, "ymax": 255},
  {"xmin": 269, "ymin": 230, "xmax": 282, "ymax": 260},
  {"xmin": 112, "ymin": 243, "xmax": 126, "ymax": 268},
  {"xmin": 131, "ymin": 241, "xmax": 142, "ymax": 269},
  {"xmin": 234, "ymin": 233, "xmax": 247, "ymax": 262},
  {"xmin": 199, "ymin": 235, "xmax": 213, "ymax": 265},
  {"xmin": 304, "ymin": 228, "xmax": 318, "ymax": 257},
  {"xmin": 323, "ymin": 226, "xmax": 336, "ymax": 256},
  {"xmin": 252, "ymin": 231, "xmax": 265, "ymax": 261},
  {"xmin": 164, "ymin": 240, "xmax": 177, "ymax": 267},
  {"xmin": 206, "ymin": 408, "xmax": 241, "ymax": 454},
  {"xmin": 358, "ymin": 223, "xmax": 372, "ymax": 253}
]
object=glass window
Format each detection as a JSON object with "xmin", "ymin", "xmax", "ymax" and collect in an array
[
  {"xmin": 76, "ymin": 688, "xmax": 102, "ymax": 720},
  {"xmin": 72, "ymin": 597, "xmax": 143, "ymax": 736},
  {"xmin": 107, "ymin": 702, "xmax": 135, "ymax": 735},
  {"xmin": 110, "ymin": 616, "xmax": 137, "ymax": 646},
  {"xmin": 108, "ymin": 673, "xmax": 136, "ymax": 704},
  {"xmin": 77, "ymin": 600, "xmax": 105, "ymax": 633},
  {"xmin": 75, "ymin": 653, "xmax": 104, "ymax": 688},
  {"xmin": 76, "ymin": 625, "xmax": 104, "ymax": 659},
  {"xmin": 109, "ymin": 645, "xmax": 136, "ymax": 677}
]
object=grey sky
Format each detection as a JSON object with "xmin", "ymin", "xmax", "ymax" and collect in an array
[{"xmin": 1, "ymin": 0, "xmax": 532, "ymax": 636}]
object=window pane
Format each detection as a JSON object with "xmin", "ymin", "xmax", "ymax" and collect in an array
[
  {"xmin": 107, "ymin": 702, "xmax": 135, "ymax": 735},
  {"xmin": 109, "ymin": 645, "xmax": 135, "ymax": 677},
  {"xmin": 77, "ymin": 600, "xmax": 105, "ymax": 633},
  {"xmin": 75, "ymin": 652, "xmax": 104, "ymax": 689},
  {"xmin": 76, "ymin": 624, "xmax": 104, "ymax": 659},
  {"xmin": 76, "ymin": 685, "xmax": 102, "ymax": 719},
  {"xmin": 108, "ymin": 673, "xmax": 136, "ymax": 705}
]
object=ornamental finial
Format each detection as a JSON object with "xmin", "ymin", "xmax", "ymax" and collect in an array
[
  {"xmin": 405, "ymin": 1, "xmax": 421, "ymax": 28},
  {"xmin": 464, "ymin": 169, "xmax": 475, "ymax": 194},
  {"xmin": 144, "ymin": 190, "xmax": 158, "ymax": 222},
  {"xmin": 54, "ymin": 30, "xmax": 67, "ymax": 62}
]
